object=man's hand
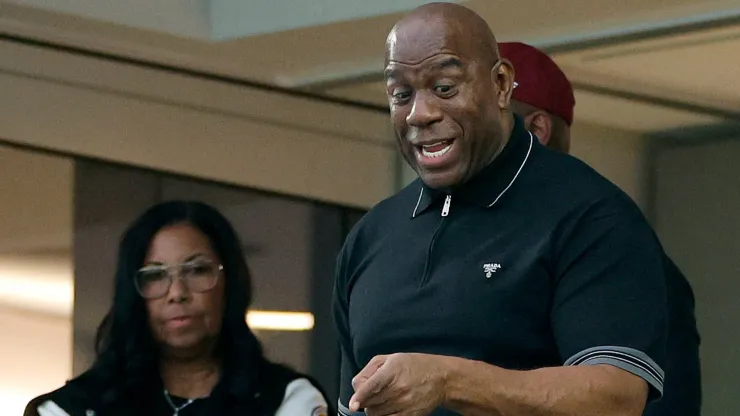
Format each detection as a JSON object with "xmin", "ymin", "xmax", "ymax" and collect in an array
[{"xmin": 349, "ymin": 353, "xmax": 450, "ymax": 416}]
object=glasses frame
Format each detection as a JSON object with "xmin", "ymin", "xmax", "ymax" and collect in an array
[{"xmin": 133, "ymin": 259, "xmax": 224, "ymax": 300}]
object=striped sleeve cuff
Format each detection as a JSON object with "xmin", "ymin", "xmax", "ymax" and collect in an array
[
  {"xmin": 564, "ymin": 346, "xmax": 665, "ymax": 396},
  {"xmin": 338, "ymin": 400, "xmax": 366, "ymax": 416}
]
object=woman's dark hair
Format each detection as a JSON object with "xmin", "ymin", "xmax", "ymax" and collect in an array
[{"xmin": 85, "ymin": 200, "xmax": 263, "ymax": 404}]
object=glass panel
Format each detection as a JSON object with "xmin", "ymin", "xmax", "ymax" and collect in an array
[{"xmin": 72, "ymin": 161, "xmax": 160, "ymax": 374}]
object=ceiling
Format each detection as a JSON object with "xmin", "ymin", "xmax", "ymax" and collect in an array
[
  {"xmin": 1, "ymin": 0, "xmax": 739, "ymax": 134},
  {"xmin": 318, "ymin": 17, "xmax": 740, "ymax": 133}
]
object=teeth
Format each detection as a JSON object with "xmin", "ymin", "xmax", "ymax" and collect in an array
[
  {"xmin": 421, "ymin": 141, "xmax": 453, "ymax": 158},
  {"xmin": 421, "ymin": 140, "xmax": 450, "ymax": 149}
]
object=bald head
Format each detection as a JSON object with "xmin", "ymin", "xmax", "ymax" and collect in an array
[
  {"xmin": 386, "ymin": 2, "xmax": 499, "ymax": 69},
  {"xmin": 383, "ymin": 3, "xmax": 516, "ymax": 189}
]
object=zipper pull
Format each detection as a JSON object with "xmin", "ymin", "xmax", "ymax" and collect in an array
[{"xmin": 441, "ymin": 195, "xmax": 452, "ymax": 217}]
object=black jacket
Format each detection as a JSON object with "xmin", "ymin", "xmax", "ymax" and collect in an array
[{"xmin": 24, "ymin": 359, "xmax": 332, "ymax": 416}]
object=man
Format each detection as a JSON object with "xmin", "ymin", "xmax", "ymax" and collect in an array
[
  {"xmin": 499, "ymin": 42, "xmax": 574, "ymax": 153},
  {"xmin": 333, "ymin": 3, "xmax": 667, "ymax": 416},
  {"xmin": 499, "ymin": 41, "xmax": 702, "ymax": 416}
]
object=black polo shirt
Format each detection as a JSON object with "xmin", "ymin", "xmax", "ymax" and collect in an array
[
  {"xmin": 333, "ymin": 115, "xmax": 667, "ymax": 416},
  {"xmin": 644, "ymin": 257, "xmax": 702, "ymax": 416}
]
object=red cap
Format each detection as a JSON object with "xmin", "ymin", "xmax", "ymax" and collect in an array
[{"xmin": 499, "ymin": 42, "xmax": 575, "ymax": 126}]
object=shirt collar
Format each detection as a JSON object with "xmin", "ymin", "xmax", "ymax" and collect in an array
[{"xmin": 411, "ymin": 114, "xmax": 534, "ymax": 218}]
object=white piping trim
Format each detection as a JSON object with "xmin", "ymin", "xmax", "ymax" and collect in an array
[
  {"xmin": 487, "ymin": 132, "xmax": 533, "ymax": 208},
  {"xmin": 575, "ymin": 354, "xmax": 664, "ymax": 384},
  {"xmin": 566, "ymin": 347, "xmax": 664, "ymax": 382},
  {"xmin": 410, "ymin": 131, "xmax": 533, "ymax": 215},
  {"xmin": 411, "ymin": 186, "xmax": 424, "ymax": 218}
]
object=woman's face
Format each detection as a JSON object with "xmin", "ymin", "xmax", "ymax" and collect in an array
[{"xmin": 140, "ymin": 223, "xmax": 226, "ymax": 357}]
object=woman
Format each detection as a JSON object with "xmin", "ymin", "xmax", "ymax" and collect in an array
[{"xmin": 25, "ymin": 200, "xmax": 331, "ymax": 416}]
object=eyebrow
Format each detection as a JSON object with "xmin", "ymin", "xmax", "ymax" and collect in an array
[
  {"xmin": 384, "ymin": 57, "xmax": 464, "ymax": 80},
  {"xmin": 184, "ymin": 253, "xmax": 207, "ymax": 263},
  {"xmin": 142, "ymin": 253, "xmax": 208, "ymax": 267},
  {"xmin": 435, "ymin": 57, "xmax": 463, "ymax": 71}
]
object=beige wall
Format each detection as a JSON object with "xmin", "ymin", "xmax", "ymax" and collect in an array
[
  {"xmin": 569, "ymin": 121, "xmax": 649, "ymax": 211},
  {"xmin": 0, "ymin": 147, "xmax": 73, "ymax": 412},
  {"xmin": 654, "ymin": 138, "xmax": 740, "ymax": 416},
  {"xmin": 0, "ymin": 307, "xmax": 71, "ymax": 415},
  {"xmin": 0, "ymin": 147, "xmax": 73, "ymax": 255},
  {"xmin": 0, "ymin": 39, "xmax": 395, "ymax": 210}
]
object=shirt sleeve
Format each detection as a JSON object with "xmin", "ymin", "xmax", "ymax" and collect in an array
[
  {"xmin": 332, "ymin": 237, "xmax": 365, "ymax": 416},
  {"xmin": 274, "ymin": 379, "xmax": 329, "ymax": 416},
  {"xmin": 551, "ymin": 195, "xmax": 668, "ymax": 400}
]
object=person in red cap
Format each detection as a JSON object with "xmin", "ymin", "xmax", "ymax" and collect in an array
[
  {"xmin": 499, "ymin": 42, "xmax": 574, "ymax": 153},
  {"xmin": 499, "ymin": 41, "xmax": 702, "ymax": 416}
]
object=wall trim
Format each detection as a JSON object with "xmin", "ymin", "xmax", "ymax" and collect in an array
[{"xmin": 0, "ymin": 38, "xmax": 396, "ymax": 209}]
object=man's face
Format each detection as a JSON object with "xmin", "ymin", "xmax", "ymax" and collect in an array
[{"xmin": 384, "ymin": 18, "xmax": 511, "ymax": 189}]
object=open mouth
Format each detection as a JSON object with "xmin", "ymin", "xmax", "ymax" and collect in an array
[{"xmin": 418, "ymin": 139, "xmax": 454, "ymax": 158}]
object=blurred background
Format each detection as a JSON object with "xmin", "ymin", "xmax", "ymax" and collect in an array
[{"xmin": 0, "ymin": 0, "xmax": 738, "ymax": 414}]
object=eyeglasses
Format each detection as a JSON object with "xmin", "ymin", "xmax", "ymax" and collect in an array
[{"xmin": 134, "ymin": 259, "xmax": 223, "ymax": 299}]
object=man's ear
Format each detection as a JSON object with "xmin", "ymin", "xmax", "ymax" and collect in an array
[
  {"xmin": 526, "ymin": 111, "xmax": 553, "ymax": 146},
  {"xmin": 493, "ymin": 58, "xmax": 515, "ymax": 110}
]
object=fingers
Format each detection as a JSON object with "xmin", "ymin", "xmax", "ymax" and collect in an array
[
  {"xmin": 352, "ymin": 355, "xmax": 387, "ymax": 391},
  {"xmin": 350, "ymin": 355, "xmax": 392, "ymax": 411},
  {"xmin": 351, "ymin": 371, "xmax": 390, "ymax": 411}
]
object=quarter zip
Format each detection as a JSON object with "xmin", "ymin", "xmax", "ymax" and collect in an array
[
  {"xmin": 420, "ymin": 194, "xmax": 451, "ymax": 287},
  {"xmin": 441, "ymin": 194, "xmax": 451, "ymax": 217}
]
